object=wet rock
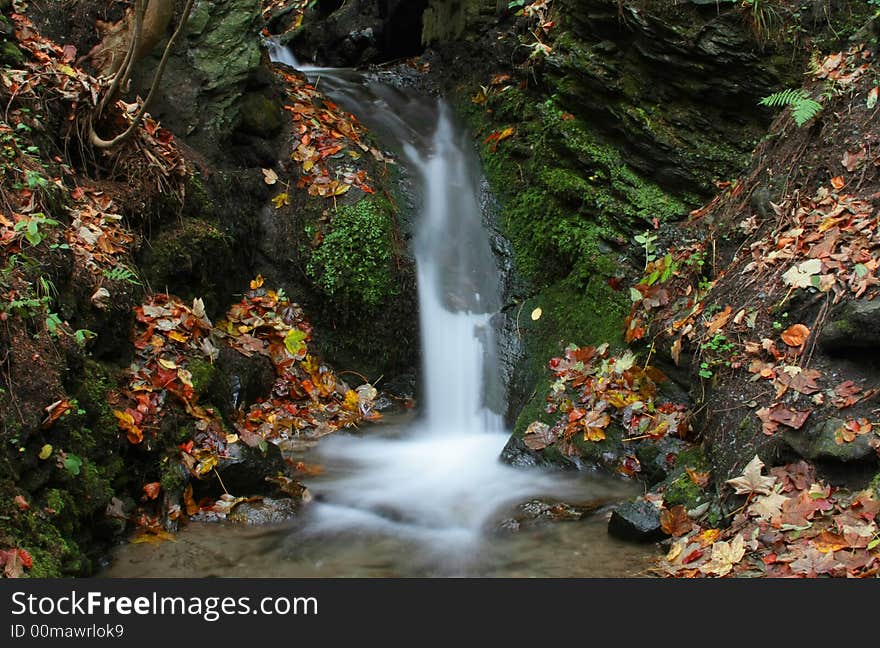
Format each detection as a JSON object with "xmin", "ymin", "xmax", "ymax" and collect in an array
[
  {"xmin": 783, "ymin": 417, "xmax": 876, "ymax": 463},
  {"xmin": 819, "ymin": 300, "xmax": 880, "ymax": 352},
  {"xmin": 227, "ymin": 497, "xmax": 299, "ymax": 525},
  {"xmin": 494, "ymin": 498, "xmax": 607, "ymax": 533},
  {"xmin": 500, "ymin": 435, "xmax": 575, "ymax": 469},
  {"xmin": 238, "ymin": 93, "xmax": 284, "ymax": 138},
  {"xmin": 607, "ymin": 499, "xmax": 666, "ymax": 542},
  {"xmin": 634, "ymin": 436, "xmax": 689, "ymax": 485},
  {"xmin": 216, "ymin": 441, "xmax": 289, "ymax": 495},
  {"xmin": 209, "ymin": 346, "xmax": 277, "ymax": 419}
]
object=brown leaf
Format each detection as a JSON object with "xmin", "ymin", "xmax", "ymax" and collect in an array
[
  {"xmin": 768, "ymin": 404, "xmax": 812, "ymax": 430},
  {"xmin": 523, "ymin": 421, "xmax": 556, "ymax": 451},
  {"xmin": 780, "ymin": 323, "xmax": 810, "ymax": 347},
  {"xmin": 705, "ymin": 305, "xmax": 732, "ymax": 335},
  {"xmin": 661, "ymin": 505, "xmax": 693, "ymax": 537},
  {"xmin": 686, "ymin": 467, "xmax": 710, "ymax": 488},
  {"xmin": 841, "ymin": 148, "xmax": 867, "ymax": 172},
  {"xmin": 142, "ymin": 482, "xmax": 161, "ymax": 500}
]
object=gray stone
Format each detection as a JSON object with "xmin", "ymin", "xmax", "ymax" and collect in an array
[
  {"xmin": 783, "ymin": 417, "xmax": 876, "ymax": 463},
  {"xmin": 819, "ymin": 300, "xmax": 880, "ymax": 351},
  {"xmin": 607, "ymin": 499, "xmax": 666, "ymax": 542},
  {"xmin": 227, "ymin": 497, "xmax": 299, "ymax": 525}
]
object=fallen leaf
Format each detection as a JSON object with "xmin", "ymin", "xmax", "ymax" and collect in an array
[
  {"xmin": 700, "ymin": 534, "xmax": 746, "ymax": 576},
  {"xmin": 782, "ymin": 258, "xmax": 822, "ymax": 289},
  {"xmin": 661, "ymin": 505, "xmax": 693, "ymax": 537},
  {"xmin": 726, "ymin": 455, "xmax": 777, "ymax": 496},
  {"xmin": 262, "ymin": 168, "xmax": 278, "ymax": 185},
  {"xmin": 271, "ymin": 192, "xmax": 290, "ymax": 209},
  {"xmin": 780, "ymin": 323, "xmax": 810, "ymax": 347},
  {"xmin": 705, "ymin": 305, "xmax": 732, "ymax": 335},
  {"xmin": 142, "ymin": 482, "xmax": 161, "ymax": 500},
  {"xmin": 523, "ymin": 421, "xmax": 555, "ymax": 450},
  {"xmin": 768, "ymin": 404, "xmax": 812, "ymax": 430}
]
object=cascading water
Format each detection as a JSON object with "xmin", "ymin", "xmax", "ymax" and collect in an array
[
  {"xmin": 102, "ymin": 49, "xmax": 655, "ymax": 577},
  {"xmin": 273, "ymin": 56, "xmax": 582, "ymax": 556}
]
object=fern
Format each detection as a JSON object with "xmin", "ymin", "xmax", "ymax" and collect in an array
[
  {"xmin": 759, "ymin": 89, "xmax": 822, "ymax": 127},
  {"xmin": 102, "ymin": 265, "xmax": 141, "ymax": 285}
]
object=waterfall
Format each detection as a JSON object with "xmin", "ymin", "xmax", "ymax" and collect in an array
[{"xmin": 265, "ymin": 44, "xmax": 576, "ymax": 555}]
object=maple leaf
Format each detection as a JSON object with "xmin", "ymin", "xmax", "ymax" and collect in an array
[
  {"xmin": 788, "ymin": 545, "xmax": 840, "ymax": 577},
  {"xmin": 749, "ymin": 486, "xmax": 788, "ymax": 524},
  {"xmin": 705, "ymin": 305, "xmax": 732, "ymax": 335},
  {"xmin": 726, "ymin": 455, "xmax": 777, "ymax": 496},
  {"xmin": 767, "ymin": 404, "xmax": 811, "ymax": 429},
  {"xmin": 661, "ymin": 505, "xmax": 693, "ymax": 537},
  {"xmin": 523, "ymin": 421, "xmax": 556, "ymax": 450},
  {"xmin": 271, "ymin": 192, "xmax": 290, "ymax": 209},
  {"xmin": 700, "ymin": 534, "xmax": 746, "ymax": 576},
  {"xmin": 782, "ymin": 259, "xmax": 822, "ymax": 289},
  {"xmin": 142, "ymin": 482, "xmax": 161, "ymax": 500}
]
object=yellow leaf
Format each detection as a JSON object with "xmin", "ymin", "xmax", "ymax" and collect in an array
[
  {"xmin": 58, "ymin": 64, "xmax": 76, "ymax": 77},
  {"xmin": 158, "ymin": 358, "xmax": 177, "ymax": 370},
  {"xmin": 342, "ymin": 389, "xmax": 359, "ymax": 411},
  {"xmin": 39, "ymin": 444, "xmax": 53, "ymax": 460},
  {"xmin": 530, "ymin": 307, "xmax": 542, "ymax": 321},
  {"xmin": 250, "ymin": 275, "xmax": 264, "ymax": 289},
  {"xmin": 272, "ymin": 192, "xmax": 290, "ymax": 209},
  {"xmin": 334, "ymin": 183, "xmax": 352, "ymax": 196}
]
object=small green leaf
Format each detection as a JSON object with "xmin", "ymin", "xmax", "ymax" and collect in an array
[
  {"xmin": 39, "ymin": 444, "xmax": 53, "ymax": 460},
  {"xmin": 283, "ymin": 328, "xmax": 307, "ymax": 357},
  {"xmin": 62, "ymin": 453, "xmax": 82, "ymax": 476},
  {"xmin": 629, "ymin": 287, "xmax": 642, "ymax": 303},
  {"xmin": 868, "ymin": 538, "xmax": 880, "ymax": 550},
  {"xmin": 854, "ymin": 263, "xmax": 868, "ymax": 277}
]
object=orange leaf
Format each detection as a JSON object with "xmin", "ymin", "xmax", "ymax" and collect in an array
[
  {"xmin": 830, "ymin": 176, "xmax": 845, "ymax": 190},
  {"xmin": 661, "ymin": 505, "xmax": 693, "ymax": 537},
  {"xmin": 143, "ymin": 482, "xmax": 161, "ymax": 500},
  {"xmin": 705, "ymin": 305, "xmax": 732, "ymax": 335},
  {"xmin": 780, "ymin": 323, "xmax": 810, "ymax": 347}
]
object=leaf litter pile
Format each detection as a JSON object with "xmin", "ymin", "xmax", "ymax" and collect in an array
[
  {"xmin": 110, "ymin": 277, "xmax": 381, "ymax": 540},
  {"xmin": 656, "ymin": 455, "xmax": 880, "ymax": 577},
  {"xmin": 265, "ymin": 66, "xmax": 393, "ymax": 206},
  {"xmin": 523, "ymin": 343, "xmax": 691, "ymax": 477}
]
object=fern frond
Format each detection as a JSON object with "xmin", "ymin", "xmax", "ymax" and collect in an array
[{"xmin": 759, "ymin": 88, "xmax": 822, "ymax": 126}]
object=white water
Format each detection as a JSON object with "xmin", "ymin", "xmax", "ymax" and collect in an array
[{"xmin": 266, "ymin": 45, "xmax": 580, "ymax": 557}]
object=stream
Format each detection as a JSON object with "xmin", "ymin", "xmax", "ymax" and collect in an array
[{"xmin": 102, "ymin": 51, "xmax": 658, "ymax": 578}]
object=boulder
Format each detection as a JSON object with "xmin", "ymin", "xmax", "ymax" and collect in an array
[
  {"xmin": 783, "ymin": 417, "xmax": 876, "ymax": 463},
  {"xmin": 819, "ymin": 300, "xmax": 880, "ymax": 352},
  {"xmin": 607, "ymin": 499, "xmax": 666, "ymax": 542}
]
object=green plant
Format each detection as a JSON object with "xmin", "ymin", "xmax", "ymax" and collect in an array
[
  {"xmin": 634, "ymin": 231, "xmax": 659, "ymax": 269},
  {"xmin": 101, "ymin": 264, "xmax": 141, "ymax": 285},
  {"xmin": 307, "ymin": 199, "xmax": 397, "ymax": 311},
  {"xmin": 759, "ymin": 89, "xmax": 823, "ymax": 127},
  {"xmin": 698, "ymin": 333, "xmax": 737, "ymax": 379},
  {"xmin": 12, "ymin": 212, "xmax": 59, "ymax": 246}
]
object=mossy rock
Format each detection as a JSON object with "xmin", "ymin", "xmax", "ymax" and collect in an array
[
  {"xmin": 141, "ymin": 218, "xmax": 232, "ymax": 313},
  {"xmin": 306, "ymin": 196, "xmax": 399, "ymax": 312},
  {"xmin": 238, "ymin": 92, "xmax": 283, "ymax": 138},
  {"xmin": 0, "ymin": 38, "xmax": 24, "ymax": 66}
]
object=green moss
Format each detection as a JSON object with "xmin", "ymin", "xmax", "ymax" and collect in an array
[
  {"xmin": 870, "ymin": 472, "xmax": 880, "ymax": 499},
  {"xmin": 187, "ymin": 357, "xmax": 217, "ymax": 397},
  {"xmin": 141, "ymin": 218, "xmax": 230, "ymax": 311},
  {"xmin": 183, "ymin": 172, "xmax": 215, "ymax": 221},
  {"xmin": 513, "ymin": 276, "xmax": 628, "ymax": 435},
  {"xmin": 307, "ymin": 197, "xmax": 398, "ymax": 312},
  {"xmin": 663, "ymin": 446, "xmax": 710, "ymax": 508},
  {"xmin": 238, "ymin": 92, "xmax": 283, "ymax": 138},
  {"xmin": 0, "ymin": 39, "xmax": 24, "ymax": 66}
]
